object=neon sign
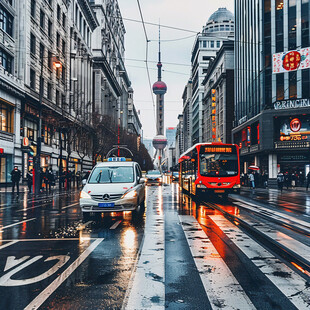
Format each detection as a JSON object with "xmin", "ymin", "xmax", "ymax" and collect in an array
[{"xmin": 290, "ymin": 118, "xmax": 301, "ymax": 132}]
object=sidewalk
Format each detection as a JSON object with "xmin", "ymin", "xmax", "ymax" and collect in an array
[
  {"xmin": 241, "ymin": 185, "xmax": 309, "ymax": 194},
  {"xmin": 0, "ymin": 184, "xmax": 81, "ymax": 193}
]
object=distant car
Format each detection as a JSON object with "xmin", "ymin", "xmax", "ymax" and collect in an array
[
  {"xmin": 171, "ymin": 171, "xmax": 179, "ymax": 182},
  {"xmin": 145, "ymin": 170, "xmax": 162, "ymax": 185},
  {"xmin": 79, "ymin": 158, "xmax": 145, "ymax": 220}
]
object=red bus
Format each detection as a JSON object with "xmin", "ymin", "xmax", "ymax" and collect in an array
[{"xmin": 179, "ymin": 143, "xmax": 240, "ymax": 198}]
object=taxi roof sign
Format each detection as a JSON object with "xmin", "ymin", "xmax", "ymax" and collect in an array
[{"xmin": 103, "ymin": 157, "xmax": 132, "ymax": 162}]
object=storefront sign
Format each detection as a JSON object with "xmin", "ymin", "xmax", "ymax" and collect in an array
[
  {"xmin": 273, "ymin": 47, "xmax": 310, "ymax": 73},
  {"xmin": 23, "ymin": 153, "xmax": 28, "ymax": 179},
  {"xmin": 0, "ymin": 148, "xmax": 3, "ymax": 154},
  {"xmin": 274, "ymin": 99, "xmax": 310, "ymax": 110},
  {"xmin": 23, "ymin": 137, "xmax": 29, "ymax": 147},
  {"xmin": 290, "ymin": 118, "xmax": 301, "ymax": 132},
  {"xmin": 211, "ymin": 89, "xmax": 216, "ymax": 141},
  {"xmin": 279, "ymin": 155, "xmax": 309, "ymax": 162}
]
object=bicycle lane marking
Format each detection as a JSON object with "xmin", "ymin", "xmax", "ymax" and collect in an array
[{"xmin": 24, "ymin": 238, "xmax": 104, "ymax": 310}]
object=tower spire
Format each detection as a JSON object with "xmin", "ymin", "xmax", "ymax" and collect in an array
[{"xmin": 157, "ymin": 23, "xmax": 162, "ymax": 81}]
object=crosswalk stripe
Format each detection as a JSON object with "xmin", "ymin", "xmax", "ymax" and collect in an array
[
  {"xmin": 209, "ymin": 214, "xmax": 310, "ymax": 309},
  {"xmin": 179, "ymin": 215, "xmax": 256, "ymax": 310},
  {"xmin": 123, "ymin": 188, "xmax": 165, "ymax": 309}
]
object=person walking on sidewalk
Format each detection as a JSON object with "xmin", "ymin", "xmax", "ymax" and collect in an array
[
  {"xmin": 306, "ymin": 171, "xmax": 310, "ymax": 191},
  {"xmin": 249, "ymin": 172, "xmax": 255, "ymax": 189},
  {"xmin": 27, "ymin": 169, "xmax": 33, "ymax": 193},
  {"xmin": 277, "ymin": 171, "xmax": 285, "ymax": 193},
  {"xmin": 11, "ymin": 166, "xmax": 21, "ymax": 195}
]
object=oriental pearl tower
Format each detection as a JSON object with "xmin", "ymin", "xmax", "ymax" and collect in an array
[{"xmin": 152, "ymin": 27, "xmax": 167, "ymax": 171}]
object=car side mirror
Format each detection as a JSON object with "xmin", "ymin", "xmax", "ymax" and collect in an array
[
  {"xmin": 139, "ymin": 178, "xmax": 145, "ymax": 184},
  {"xmin": 82, "ymin": 179, "xmax": 87, "ymax": 186}
]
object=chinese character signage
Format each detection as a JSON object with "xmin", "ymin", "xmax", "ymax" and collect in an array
[
  {"xmin": 211, "ymin": 89, "xmax": 216, "ymax": 142},
  {"xmin": 273, "ymin": 48, "xmax": 310, "ymax": 73}
]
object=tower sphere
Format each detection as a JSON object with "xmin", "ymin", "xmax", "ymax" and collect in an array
[
  {"xmin": 153, "ymin": 135, "xmax": 167, "ymax": 150},
  {"xmin": 153, "ymin": 81, "xmax": 167, "ymax": 95}
]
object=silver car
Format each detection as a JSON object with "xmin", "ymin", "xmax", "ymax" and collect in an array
[
  {"xmin": 145, "ymin": 170, "xmax": 163, "ymax": 185},
  {"xmin": 80, "ymin": 160, "xmax": 145, "ymax": 220}
]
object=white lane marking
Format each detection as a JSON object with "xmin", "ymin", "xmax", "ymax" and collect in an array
[
  {"xmin": 179, "ymin": 215, "xmax": 255, "ymax": 310},
  {"xmin": 233, "ymin": 212, "xmax": 310, "ymax": 260},
  {"xmin": 4, "ymin": 255, "xmax": 30, "ymax": 272},
  {"xmin": 0, "ymin": 238, "xmax": 97, "ymax": 242},
  {"xmin": 0, "ymin": 218, "xmax": 36, "ymax": 230},
  {"xmin": 0, "ymin": 240, "xmax": 19, "ymax": 250},
  {"xmin": 0, "ymin": 255, "xmax": 70, "ymax": 286},
  {"xmin": 233, "ymin": 197, "xmax": 310, "ymax": 230},
  {"xmin": 61, "ymin": 202, "xmax": 79, "ymax": 210},
  {"xmin": 110, "ymin": 220, "xmax": 122, "ymax": 230},
  {"xmin": 124, "ymin": 190, "xmax": 165, "ymax": 309},
  {"xmin": 24, "ymin": 238, "xmax": 104, "ymax": 310},
  {"xmin": 209, "ymin": 215, "xmax": 310, "ymax": 309}
]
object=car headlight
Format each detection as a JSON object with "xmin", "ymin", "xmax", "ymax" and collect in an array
[
  {"xmin": 80, "ymin": 190, "xmax": 91, "ymax": 199},
  {"xmin": 233, "ymin": 184, "xmax": 241, "ymax": 188},
  {"xmin": 197, "ymin": 184, "xmax": 207, "ymax": 189},
  {"xmin": 121, "ymin": 190, "xmax": 138, "ymax": 199}
]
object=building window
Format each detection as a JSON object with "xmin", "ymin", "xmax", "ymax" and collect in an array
[
  {"xmin": 0, "ymin": 101, "xmax": 13, "ymax": 133},
  {"xmin": 220, "ymin": 25, "xmax": 224, "ymax": 31},
  {"xmin": 202, "ymin": 40, "xmax": 206, "ymax": 48},
  {"xmin": 56, "ymin": 32, "xmax": 60, "ymax": 49},
  {"xmin": 39, "ymin": 43, "xmax": 44, "ymax": 60},
  {"xmin": 217, "ymin": 41, "xmax": 220, "ymax": 48},
  {"xmin": 48, "ymin": 50, "xmax": 52, "ymax": 69},
  {"xmin": 61, "ymin": 66, "xmax": 66, "ymax": 82},
  {"xmin": 0, "ymin": 5, "xmax": 13, "ymax": 37},
  {"xmin": 276, "ymin": 0, "xmax": 284, "ymax": 52},
  {"xmin": 210, "ymin": 41, "xmax": 214, "ymax": 48},
  {"xmin": 289, "ymin": 71, "xmax": 297, "ymax": 99},
  {"xmin": 301, "ymin": 0, "xmax": 309, "ymax": 48},
  {"xmin": 62, "ymin": 12, "xmax": 66, "ymax": 27},
  {"xmin": 276, "ymin": 73, "xmax": 284, "ymax": 101},
  {"xmin": 62, "ymin": 39, "xmax": 66, "ymax": 55},
  {"xmin": 288, "ymin": 0, "xmax": 297, "ymax": 50},
  {"xmin": 56, "ymin": 66, "xmax": 60, "ymax": 79},
  {"xmin": 48, "ymin": 19, "xmax": 52, "ymax": 38},
  {"xmin": 302, "ymin": 70, "xmax": 310, "ymax": 98},
  {"xmin": 30, "ymin": 68, "xmax": 36, "ymax": 90},
  {"xmin": 0, "ymin": 49, "xmax": 13, "ymax": 73},
  {"xmin": 30, "ymin": 0, "xmax": 36, "ymax": 18},
  {"xmin": 225, "ymin": 25, "xmax": 230, "ymax": 31},
  {"xmin": 47, "ymin": 0, "xmax": 52, "ymax": 6},
  {"xmin": 57, "ymin": 4, "xmax": 61, "ymax": 21},
  {"xmin": 47, "ymin": 82, "xmax": 52, "ymax": 100},
  {"xmin": 40, "ymin": 9, "xmax": 45, "ymax": 29},
  {"xmin": 30, "ymin": 33, "xmax": 36, "ymax": 55},
  {"xmin": 55, "ymin": 90, "xmax": 60, "ymax": 106},
  {"xmin": 61, "ymin": 94, "xmax": 66, "ymax": 108}
]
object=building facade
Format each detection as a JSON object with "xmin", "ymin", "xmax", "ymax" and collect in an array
[
  {"xmin": 127, "ymin": 87, "xmax": 142, "ymax": 136},
  {"xmin": 202, "ymin": 41, "xmax": 234, "ymax": 144},
  {"xmin": 175, "ymin": 114, "xmax": 184, "ymax": 161},
  {"xmin": 234, "ymin": 0, "xmax": 310, "ymax": 186},
  {"xmin": 190, "ymin": 8, "xmax": 234, "ymax": 144},
  {"xmin": 182, "ymin": 80, "xmax": 193, "ymax": 152},
  {"xmin": 0, "ymin": 0, "xmax": 24, "ymax": 183}
]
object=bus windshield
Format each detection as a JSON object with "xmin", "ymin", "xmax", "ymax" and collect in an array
[{"xmin": 199, "ymin": 146, "xmax": 238, "ymax": 177}]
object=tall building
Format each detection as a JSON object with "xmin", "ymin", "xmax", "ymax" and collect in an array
[
  {"xmin": 234, "ymin": 0, "xmax": 310, "ymax": 185},
  {"xmin": 182, "ymin": 80, "xmax": 193, "ymax": 151},
  {"xmin": 190, "ymin": 8, "xmax": 234, "ymax": 144},
  {"xmin": 166, "ymin": 127, "xmax": 176, "ymax": 148},
  {"xmin": 202, "ymin": 41, "xmax": 234, "ymax": 144},
  {"xmin": 175, "ymin": 114, "xmax": 184, "ymax": 161}
]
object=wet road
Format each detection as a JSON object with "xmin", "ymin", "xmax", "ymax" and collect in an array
[{"xmin": 0, "ymin": 185, "xmax": 309, "ymax": 309}]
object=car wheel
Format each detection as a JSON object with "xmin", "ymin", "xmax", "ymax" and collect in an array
[
  {"xmin": 82, "ymin": 212, "xmax": 91, "ymax": 222},
  {"xmin": 134, "ymin": 200, "xmax": 145, "ymax": 215}
]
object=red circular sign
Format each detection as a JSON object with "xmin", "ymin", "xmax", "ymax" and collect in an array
[
  {"xmin": 290, "ymin": 118, "xmax": 301, "ymax": 132},
  {"xmin": 283, "ymin": 51, "xmax": 301, "ymax": 71}
]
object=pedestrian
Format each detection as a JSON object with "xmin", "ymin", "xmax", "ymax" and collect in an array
[
  {"xmin": 277, "ymin": 171, "xmax": 284, "ymax": 193},
  {"xmin": 306, "ymin": 171, "xmax": 310, "ymax": 191},
  {"xmin": 262, "ymin": 172, "xmax": 268, "ymax": 188},
  {"xmin": 291, "ymin": 173, "xmax": 296, "ymax": 188},
  {"xmin": 284, "ymin": 173, "xmax": 290, "ymax": 189},
  {"xmin": 11, "ymin": 166, "xmax": 21, "ymax": 195},
  {"xmin": 47, "ymin": 168, "xmax": 55, "ymax": 192},
  {"xmin": 249, "ymin": 171, "xmax": 255, "ymax": 189},
  {"xmin": 27, "ymin": 169, "xmax": 33, "ymax": 193},
  {"xmin": 66, "ymin": 170, "xmax": 72, "ymax": 190}
]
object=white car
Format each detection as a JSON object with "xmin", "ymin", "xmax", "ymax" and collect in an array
[
  {"xmin": 145, "ymin": 170, "xmax": 163, "ymax": 185},
  {"xmin": 80, "ymin": 159, "xmax": 145, "ymax": 220}
]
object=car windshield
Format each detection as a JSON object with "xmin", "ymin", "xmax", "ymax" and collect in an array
[
  {"xmin": 88, "ymin": 166, "xmax": 134, "ymax": 184},
  {"xmin": 173, "ymin": 172, "xmax": 179, "ymax": 176},
  {"xmin": 147, "ymin": 170, "xmax": 161, "ymax": 175}
]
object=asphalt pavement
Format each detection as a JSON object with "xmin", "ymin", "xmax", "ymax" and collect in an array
[{"xmin": 0, "ymin": 184, "xmax": 308, "ymax": 309}]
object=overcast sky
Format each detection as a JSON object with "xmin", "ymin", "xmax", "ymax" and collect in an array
[{"xmin": 118, "ymin": 0, "xmax": 234, "ymax": 139}]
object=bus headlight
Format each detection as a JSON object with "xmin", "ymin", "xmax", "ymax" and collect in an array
[
  {"xmin": 197, "ymin": 184, "xmax": 207, "ymax": 189},
  {"xmin": 233, "ymin": 184, "xmax": 241, "ymax": 189}
]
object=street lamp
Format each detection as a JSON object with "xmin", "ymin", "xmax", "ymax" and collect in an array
[{"xmin": 34, "ymin": 55, "xmax": 62, "ymax": 195}]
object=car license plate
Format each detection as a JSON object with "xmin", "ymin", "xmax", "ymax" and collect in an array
[
  {"xmin": 214, "ymin": 190, "xmax": 225, "ymax": 193},
  {"xmin": 98, "ymin": 202, "xmax": 115, "ymax": 208}
]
